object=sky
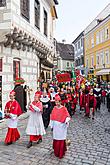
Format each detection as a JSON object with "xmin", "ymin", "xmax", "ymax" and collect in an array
[{"xmin": 55, "ymin": 0, "xmax": 110, "ymax": 44}]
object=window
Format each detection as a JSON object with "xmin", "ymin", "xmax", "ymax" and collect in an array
[
  {"xmin": 75, "ymin": 44, "xmax": 77, "ymax": 51},
  {"xmin": 91, "ymin": 36, "xmax": 94, "ymax": 48},
  {"xmin": 66, "ymin": 62, "xmax": 70, "ymax": 67},
  {"xmin": 0, "ymin": 0, "xmax": 6, "ymax": 7},
  {"xmin": 91, "ymin": 56, "xmax": 94, "ymax": 67},
  {"xmin": 105, "ymin": 50, "xmax": 109, "ymax": 64},
  {"xmin": 78, "ymin": 59, "xmax": 80, "ymax": 66},
  {"xmin": 100, "ymin": 29, "xmax": 104, "ymax": 43},
  {"xmin": 78, "ymin": 41, "xmax": 80, "ymax": 49},
  {"xmin": 13, "ymin": 59, "xmax": 21, "ymax": 81},
  {"xmin": 100, "ymin": 51, "xmax": 104, "ymax": 66},
  {"xmin": 35, "ymin": 0, "xmax": 40, "ymax": 29},
  {"xmin": 21, "ymin": 0, "xmax": 30, "ymax": 21},
  {"xmin": 96, "ymin": 32, "xmax": 100, "ymax": 45},
  {"xmin": 86, "ymin": 59, "xmax": 89, "ymax": 68},
  {"xmin": 86, "ymin": 37, "xmax": 89, "ymax": 50},
  {"xmin": 81, "ymin": 38, "xmax": 83, "ymax": 47},
  {"xmin": 96, "ymin": 53, "xmax": 100, "ymax": 66},
  {"xmin": 105, "ymin": 27, "xmax": 109, "ymax": 40},
  {"xmin": 82, "ymin": 56, "xmax": 84, "ymax": 65},
  {"xmin": 44, "ymin": 9, "xmax": 48, "ymax": 36}
]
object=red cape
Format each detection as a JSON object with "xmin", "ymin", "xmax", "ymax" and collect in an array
[
  {"xmin": 5, "ymin": 100, "xmax": 22, "ymax": 116},
  {"xmin": 29, "ymin": 101, "xmax": 43, "ymax": 112},
  {"xmin": 50, "ymin": 106, "xmax": 70, "ymax": 123}
]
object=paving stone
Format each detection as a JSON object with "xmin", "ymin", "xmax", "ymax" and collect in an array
[{"xmin": 0, "ymin": 105, "xmax": 110, "ymax": 164}]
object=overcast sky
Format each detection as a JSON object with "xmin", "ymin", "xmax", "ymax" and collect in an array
[{"xmin": 55, "ymin": 0, "xmax": 110, "ymax": 44}]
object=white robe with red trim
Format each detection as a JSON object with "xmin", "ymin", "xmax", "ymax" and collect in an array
[
  {"xmin": 26, "ymin": 101, "xmax": 46, "ymax": 135},
  {"xmin": 50, "ymin": 106, "xmax": 70, "ymax": 140},
  {"xmin": 50, "ymin": 117, "xmax": 70, "ymax": 140}
]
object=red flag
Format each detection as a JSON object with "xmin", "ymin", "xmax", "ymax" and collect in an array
[{"xmin": 56, "ymin": 73, "xmax": 71, "ymax": 83}]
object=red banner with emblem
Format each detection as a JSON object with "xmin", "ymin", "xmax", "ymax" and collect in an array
[{"xmin": 56, "ymin": 73, "xmax": 71, "ymax": 83}]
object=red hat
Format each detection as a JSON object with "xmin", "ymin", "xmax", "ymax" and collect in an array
[
  {"xmin": 10, "ymin": 90, "xmax": 16, "ymax": 96},
  {"xmin": 55, "ymin": 94, "xmax": 61, "ymax": 101}
]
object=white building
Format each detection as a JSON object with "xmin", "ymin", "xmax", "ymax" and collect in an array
[
  {"xmin": 0, "ymin": 0, "xmax": 58, "ymax": 116},
  {"xmin": 54, "ymin": 42, "xmax": 74, "ymax": 72}
]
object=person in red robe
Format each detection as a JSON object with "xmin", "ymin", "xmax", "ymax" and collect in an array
[
  {"xmin": 50, "ymin": 94, "xmax": 70, "ymax": 159},
  {"xmin": 4, "ymin": 90, "xmax": 22, "ymax": 145},
  {"xmin": 79, "ymin": 88, "xmax": 85, "ymax": 113},
  {"xmin": 84, "ymin": 86, "xmax": 90, "ymax": 117},
  {"xmin": 88, "ymin": 88, "xmax": 97, "ymax": 120}
]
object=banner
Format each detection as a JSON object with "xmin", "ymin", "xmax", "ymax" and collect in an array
[{"xmin": 56, "ymin": 73, "xmax": 71, "ymax": 83}]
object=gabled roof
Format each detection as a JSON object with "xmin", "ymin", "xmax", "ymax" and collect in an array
[
  {"xmin": 72, "ymin": 31, "xmax": 84, "ymax": 44},
  {"xmin": 56, "ymin": 42, "xmax": 74, "ymax": 60}
]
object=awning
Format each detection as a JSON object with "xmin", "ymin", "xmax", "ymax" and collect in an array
[
  {"xmin": 41, "ymin": 59, "xmax": 54, "ymax": 68},
  {"xmin": 96, "ymin": 69, "xmax": 110, "ymax": 76}
]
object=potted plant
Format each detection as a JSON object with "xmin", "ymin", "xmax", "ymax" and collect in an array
[{"xmin": 14, "ymin": 77, "xmax": 25, "ymax": 85}]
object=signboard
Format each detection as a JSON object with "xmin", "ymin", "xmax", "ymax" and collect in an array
[{"xmin": 56, "ymin": 73, "xmax": 71, "ymax": 83}]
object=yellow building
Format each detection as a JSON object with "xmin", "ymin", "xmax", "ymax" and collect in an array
[{"xmin": 85, "ymin": 14, "xmax": 110, "ymax": 82}]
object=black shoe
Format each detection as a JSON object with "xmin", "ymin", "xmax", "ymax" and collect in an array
[
  {"xmin": 37, "ymin": 139, "xmax": 42, "ymax": 144},
  {"xmin": 92, "ymin": 117, "xmax": 94, "ymax": 120},
  {"xmin": 5, "ymin": 142, "xmax": 12, "ymax": 145},
  {"xmin": 27, "ymin": 141, "xmax": 32, "ymax": 148}
]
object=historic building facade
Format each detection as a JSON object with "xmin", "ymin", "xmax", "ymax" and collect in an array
[
  {"xmin": 84, "ymin": 4, "xmax": 110, "ymax": 81},
  {"xmin": 0, "ymin": 0, "xmax": 58, "ymax": 116},
  {"xmin": 72, "ymin": 31, "xmax": 85, "ymax": 75},
  {"xmin": 53, "ymin": 42, "xmax": 74, "ymax": 73}
]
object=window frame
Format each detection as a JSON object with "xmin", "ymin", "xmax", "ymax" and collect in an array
[
  {"xmin": 35, "ymin": 0, "xmax": 40, "ymax": 29},
  {"xmin": 21, "ymin": 0, "xmax": 30, "ymax": 22},
  {"xmin": 44, "ymin": 8, "xmax": 48, "ymax": 36},
  {"xmin": 13, "ymin": 59, "xmax": 21, "ymax": 81},
  {"xmin": 105, "ymin": 50, "xmax": 109, "ymax": 65},
  {"xmin": 0, "ymin": 0, "xmax": 6, "ymax": 7},
  {"xmin": 66, "ymin": 62, "xmax": 70, "ymax": 67}
]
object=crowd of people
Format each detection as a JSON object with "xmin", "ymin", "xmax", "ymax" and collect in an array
[{"xmin": 3, "ymin": 75, "xmax": 110, "ymax": 159}]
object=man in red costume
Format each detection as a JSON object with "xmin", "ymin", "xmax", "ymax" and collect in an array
[
  {"xmin": 4, "ymin": 90, "xmax": 22, "ymax": 145},
  {"xmin": 50, "ymin": 94, "xmax": 70, "ymax": 159},
  {"xmin": 88, "ymin": 88, "xmax": 97, "ymax": 119},
  {"xmin": 79, "ymin": 88, "xmax": 85, "ymax": 113},
  {"xmin": 26, "ymin": 93, "xmax": 46, "ymax": 148}
]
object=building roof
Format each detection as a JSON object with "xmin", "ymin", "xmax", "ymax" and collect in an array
[
  {"xmin": 72, "ymin": 31, "xmax": 84, "ymax": 44},
  {"xmin": 56, "ymin": 42, "xmax": 74, "ymax": 60},
  {"xmin": 85, "ymin": 14, "xmax": 110, "ymax": 35},
  {"xmin": 85, "ymin": 3, "xmax": 110, "ymax": 34}
]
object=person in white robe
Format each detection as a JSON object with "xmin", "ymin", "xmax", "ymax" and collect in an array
[
  {"xmin": 50, "ymin": 94, "xmax": 70, "ymax": 159},
  {"xmin": 26, "ymin": 93, "xmax": 46, "ymax": 148}
]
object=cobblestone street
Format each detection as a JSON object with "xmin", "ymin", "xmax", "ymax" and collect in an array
[{"xmin": 0, "ymin": 104, "xmax": 110, "ymax": 165}]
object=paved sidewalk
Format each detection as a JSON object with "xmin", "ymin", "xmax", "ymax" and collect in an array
[{"xmin": 0, "ymin": 104, "xmax": 110, "ymax": 164}]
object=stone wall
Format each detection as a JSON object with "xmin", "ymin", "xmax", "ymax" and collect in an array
[{"xmin": 0, "ymin": 45, "xmax": 40, "ymax": 115}]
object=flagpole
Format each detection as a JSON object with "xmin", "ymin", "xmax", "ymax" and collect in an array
[{"xmin": 71, "ymin": 63, "xmax": 76, "ymax": 80}]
